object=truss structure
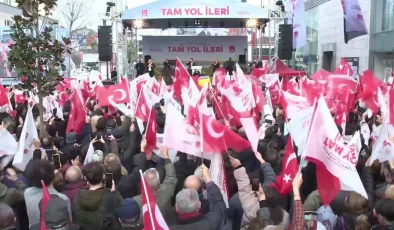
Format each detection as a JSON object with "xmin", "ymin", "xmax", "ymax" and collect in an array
[{"xmin": 267, "ymin": 10, "xmax": 293, "ymax": 74}]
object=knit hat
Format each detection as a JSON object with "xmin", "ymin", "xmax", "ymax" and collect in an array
[
  {"xmin": 316, "ymin": 206, "xmax": 336, "ymax": 230},
  {"xmin": 65, "ymin": 132, "xmax": 77, "ymax": 144},
  {"xmin": 118, "ymin": 198, "xmax": 140, "ymax": 221}
]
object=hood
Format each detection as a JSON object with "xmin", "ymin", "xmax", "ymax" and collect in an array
[
  {"xmin": 0, "ymin": 183, "xmax": 7, "ymax": 198},
  {"xmin": 78, "ymin": 188, "xmax": 108, "ymax": 211}
]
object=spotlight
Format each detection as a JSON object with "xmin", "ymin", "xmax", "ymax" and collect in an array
[
  {"xmin": 246, "ymin": 19, "xmax": 257, "ymax": 28},
  {"xmin": 194, "ymin": 19, "xmax": 201, "ymax": 25},
  {"xmin": 134, "ymin": 19, "xmax": 143, "ymax": 29}
]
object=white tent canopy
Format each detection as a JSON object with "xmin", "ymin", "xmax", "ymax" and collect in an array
[{"xmin": 123, "ymin": 0, "xmax": 269, "ymax": 28}]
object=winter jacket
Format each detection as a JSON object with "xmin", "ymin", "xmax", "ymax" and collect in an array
[{"xmin": 72, "ymin": 187, "xmax": 122, "ymax": 230}]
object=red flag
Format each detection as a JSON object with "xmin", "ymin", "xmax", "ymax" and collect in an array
[
  {"xmin": 40, "ymin": 180, "xmax": 51, "ymax": 230},
  {"xmin": 145, "ymin": 108, "xmax": 157, "ymax": 153},
  {"xmin": 200, "ymin": 113, "xmax": 250, "ymax": 153},
  {"xmin": 140, "ymin": 171, "xmax": 169, "ymax": 230},
  {"xmin": 135, "ymin": 87, "xmax": 150, "ymax": 122},
  {"xmin": 334, "ymin": 58, "xmax": 354, "ymax": 77},
  {"xmin": 0, "ymin": 84, "xmax": 9, "ymax": 106},
  {"xmin": 272, "ymin": 136, "xmax": 299, "ymax": 195},
  {"xmin": 173, "ymin": 58, "xmax": 192, "ymax": 103},
  {"xmin": 66, "ymin": 91, "xmax": 86, "ymax": 134},
  {"xmin": 97, "ymin": 81, "xmax": 130, "ymax": 107}
]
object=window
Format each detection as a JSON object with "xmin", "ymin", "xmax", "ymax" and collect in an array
[
  {"xmin": 5, "ymin": 20, "xmax": 13, "ymax": 26},
  {"xmin": 383, "ymin": 0, "xmax": 394, "ymax": 31},
  {"xmin": 3, "ymin": 0, "xmax": 12, "ymax": 5}
]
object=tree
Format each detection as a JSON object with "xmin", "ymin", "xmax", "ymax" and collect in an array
[
  {"xmin": 57, "ymin": 0, "xmax": 93, "ymax": 35},
  {"xmin": 127, "ymin": 40, "xmax": 138, "ymax": 63},
  {"xmin": 7, "ymin": 0, "xmax": 71, "ymax": 137}
]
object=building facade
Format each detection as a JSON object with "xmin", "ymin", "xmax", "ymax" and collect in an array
[
  {"xmin": 292, "ymin": 0, "xmax": 371, "ymax": 79},
  {"xmin": 369, "ymin": 0, "xmax": 394, "ymax": 80}
]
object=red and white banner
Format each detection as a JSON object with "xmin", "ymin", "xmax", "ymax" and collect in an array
[{"xmin": 142, "ymin": 36, "xmax": 247, "ymax": 63}]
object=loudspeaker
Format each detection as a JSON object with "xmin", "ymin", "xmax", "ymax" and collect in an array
[
  {"xmin": 278, "ymin": 24, "xmax": 293, "ymax": 60},
  {"xmin": 144, "ymin": 55, "xmax": 152, "ymax": 64},
  {"xmin": 239, "ymin": 55, "xmax": 246, "ymax": 64},
  {"xmin": 98, "ymin": 26, "xmax": 112, "ymax": 62}
]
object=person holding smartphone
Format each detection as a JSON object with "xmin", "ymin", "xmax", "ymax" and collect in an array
[{"xmin": 73, "ymin": 161, "xmax": 122, "ymax": 230}]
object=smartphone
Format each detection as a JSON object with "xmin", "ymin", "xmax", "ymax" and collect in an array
[
  {"xmin": 52, "ymin": 154, "xmax": 61, "ymax": 169},
  {"xmin": 105, "ymin": 173, "xmax": 113, "ymax": 189},
  {"xmin": 304, "ymin": 211, "xmax": 318, "ymax": 221},
  {"xmin": 106, "ymin": 128, "xmax": 112, "ymax": 136},
  {"xmin": 33, "ymin": 150, "xmax": 41, "ymax": 161},
  {"xmin": 248, "ymin": 172, "xmax": 260, "ymax": 191}
]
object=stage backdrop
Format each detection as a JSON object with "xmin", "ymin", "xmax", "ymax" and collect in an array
[{"xmin": 142, "ymin": 36, "xmax": 247, "ymax": 63}]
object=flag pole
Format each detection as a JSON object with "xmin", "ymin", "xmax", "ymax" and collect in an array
[{"xmin": 139, "ymin": 170, "xmax": 156, "ymax": 230}]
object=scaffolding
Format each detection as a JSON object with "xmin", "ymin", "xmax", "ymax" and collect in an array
[{"xmin": 267, "ymin": 9, "xmax": 293, "ymax": 74}]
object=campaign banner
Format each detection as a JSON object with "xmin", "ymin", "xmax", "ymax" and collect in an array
[
  {"xmin": 142, "ymin": 36, "xmax": 247, "ymax": 63},
  {"xmin": 123, "ymin": 0, "xmax": 269, "ymax": 20}
]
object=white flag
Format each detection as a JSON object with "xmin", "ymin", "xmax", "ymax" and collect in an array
[
  {"xmin": 84, "ymin": 142, "xmax": 95, "ymax": 165},
  {"xmin": 0, "ymin": 129, "xmax": 18, "ymax": 167},
  {"xmin": 370, "ymin": 123, "xmax": 394, "ymax": 164},
  {"xmin": 292, "ymin": 0, "xmax": 307, "ymax": 49},
  {"xmin": 13, "ymin": 106, "xmax": 38, "ymax": 171},
  {"xmin": 303, "ymin": 97, "xmax": 367, "ymax": 199},
  {"xmin": 288, "ymin": 105, "xmax": 314, "ymax": 156},
  {"xmin": 209, "ymin": 153, "xmax": 229, "ymax": 208}
]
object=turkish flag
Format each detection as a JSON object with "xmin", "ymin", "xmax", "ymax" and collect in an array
[
  {"xmin": 66, "ymin": 91, "xmax": 86, "ymax": 134},
  {"xmin": 334, "ymin": 58, "xmax": 354, "ymax": 77},
  {"xmin": 145, "ymin": 108, "xmax": 157, "ymax": 153},
  {"xmin": 97, "ymin": 81, "xmax": 130, "ymax": 107},
  {"xmin": 272, "ymin": 136, "xmax": 299, "ymax": 195},
  {"xmin": 140, "ymin": 171, "xmax": 169, "ymax": 230},
  {"xmin": 200, "ymin": 113, "xmax": 250, "ymax": 153},
  {"xmin": 135, "ymin": 87, "xmax": 150, "ymax": 122},
  {"xmin": 173, "ymin": 57, "xmax": 192, "ymax": 103}
]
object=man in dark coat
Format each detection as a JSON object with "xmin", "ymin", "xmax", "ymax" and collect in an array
[
  {"xmin": 135, "ymin": 59, "xmax": 145, "ymax": 77},
  {"xmin": 171, "ymin": 164, "xmax": 226, "ymax": 230},
  {"xmin": 73, "ymin": 162, "xmax": 122, "ymax": 230}
]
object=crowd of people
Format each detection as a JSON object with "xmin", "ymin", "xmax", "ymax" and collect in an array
[{"xmin": 0, "ymin": 70, "xmax": 393, "ymax": 230}]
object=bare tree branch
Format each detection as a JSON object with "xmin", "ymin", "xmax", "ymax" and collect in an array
[{"xmin": 57, "ymin": 0, "xmax": 94, "ymax": 34}]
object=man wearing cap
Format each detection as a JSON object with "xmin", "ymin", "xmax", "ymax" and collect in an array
[
  {"xmin": 118, "ymin": 198, "xmax": 142, "ymax": 230},
  {"xmin": 31, "ymin": 198, "xmax": 80, "ymax": 230}
]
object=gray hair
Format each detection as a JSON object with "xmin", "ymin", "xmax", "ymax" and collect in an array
[
  {"xmin": 92, "ymin": 150, "xmax": 104, "ymax": 163},
  {"xmin": 176, "ymin": 189, "xmax": 200, "ymax": 214},
  {"xmin": 143, "ymin": 168, "xmax": 160, "ymax": 191},
  {"xmin": 0, "ymin": 203, "xmax": 15, "ymax": 229}
]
